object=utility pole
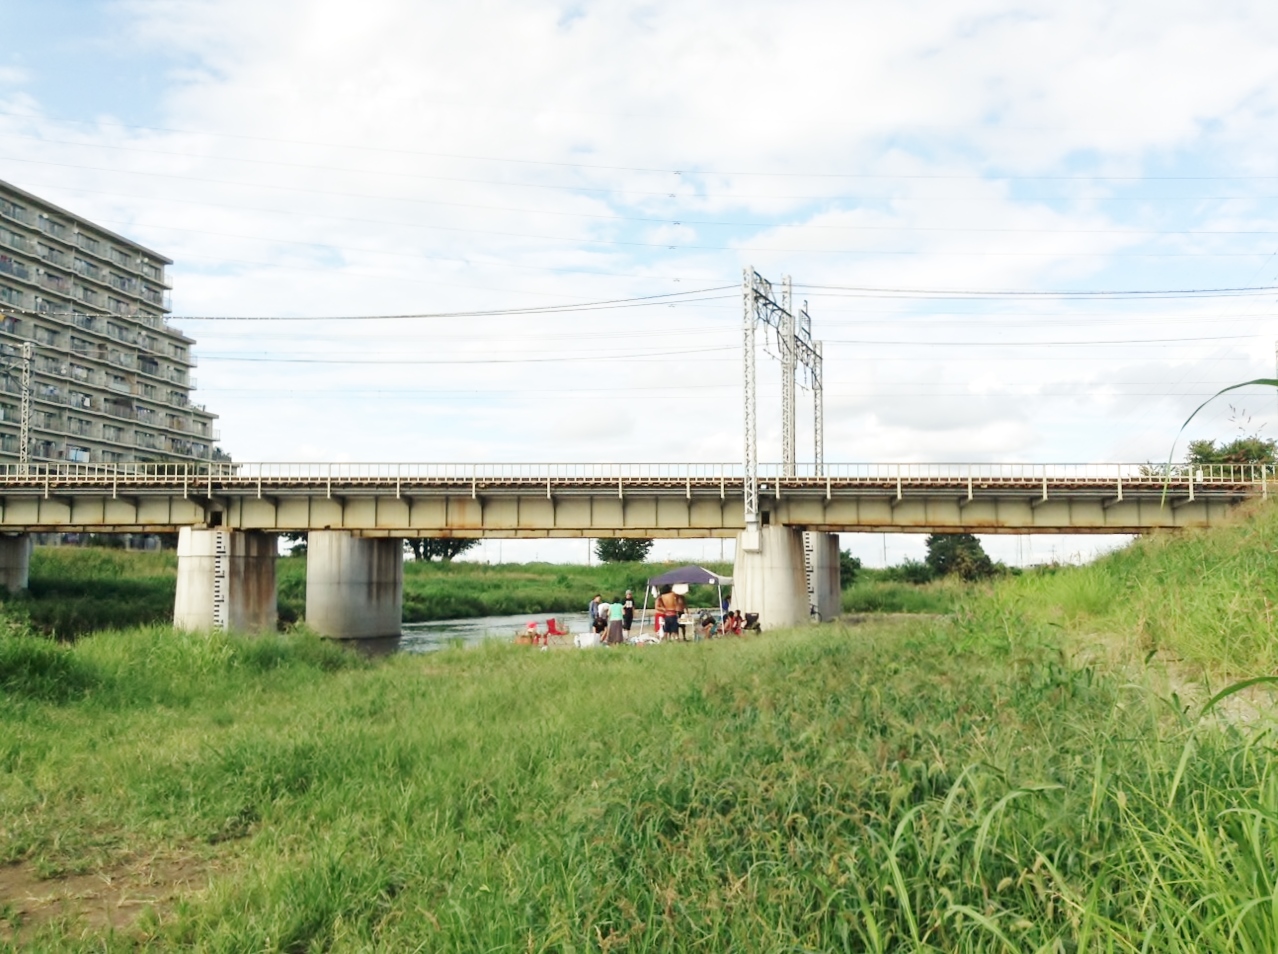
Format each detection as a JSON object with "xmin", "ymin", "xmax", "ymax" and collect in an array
[
  {"xmin": 781, "ymin": 275, "xmax": 796, "ymax": 477},
  {"xmin": 813, "ymin": 340, "xmax": 824, "ymax": 477},
  {"xmin": 742, "ymin": 268, "xmax": 758, "ymax": 546},
  {"xmin": 741, "ymin": 267, "xmax": 825, "ymax": 548}
]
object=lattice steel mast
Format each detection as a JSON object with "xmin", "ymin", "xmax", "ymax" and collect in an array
[{"xmin": 741, "ymin": 268, "xmax": 824, "ymax": 547}]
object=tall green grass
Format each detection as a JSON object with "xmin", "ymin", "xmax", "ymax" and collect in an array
[
  {"xmin": 4, "ymin": 546, "xmax": 178, "ymax": 637},
  {"xmin": 843, "ymin": 577, "xmax": 964, "ymax": 614},
  {"xmin": 980, "ymin": 499, "xmax": 1278, "ymax": 673},
  {"xmin": 3, "ymin": 608, "xmax": 1277, "ymax": 950}
]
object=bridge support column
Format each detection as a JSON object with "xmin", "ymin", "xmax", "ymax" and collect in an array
[
  {"xmin": 174, "ymin": 528, "xmax": 278, "ymax": 633},
  {"xmin": 805, "ymin": 531, "xmax": 842, "ymax": 622},
  {"xmin": 305, "ymin": 531, "xmax": 402, "ymax": 639},
  {"xmin": 0, "ymin": 533, "xmax": 32, "ymax": 593},
  {"xmin": 732, "ymin": 525, "xmax": 809, "ymax": 631}
]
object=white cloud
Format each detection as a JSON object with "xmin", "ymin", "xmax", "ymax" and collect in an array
[{"xmin": 1, "ymin": 0, "xmax": 1275, "ymax": 489}]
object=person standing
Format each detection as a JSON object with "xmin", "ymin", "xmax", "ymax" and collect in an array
[
  {"xmin": 606, "ymin": 599, "xmax": 625, "ymax": 644},
  {"xmin": 655, "ymin": 584, "xmax": 680, "ymax": 640},
  {"xmin": 622, "ymin": 590, "xmax": 635, "ymax": 636},
  {"xmin": 588, "ymin": 593, "xmax": 602, "ymax": 628}
]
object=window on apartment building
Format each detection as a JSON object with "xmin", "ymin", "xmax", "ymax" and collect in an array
[
  {"xmin": 108, "ymin": 298, "xmax": 128, "ymax": 315},
  {"xmin": 110, "ymin": 249, "xmax": 130, "ymax": 266},
  {"xmin": 167, "ymin": 414, "xmax": 184, "ymax": 430},
  {"xmin": 137, "ymin": 406, "xmax": 155, "ymax": 422},
  {"xmin": 0, "ymin": 315, "xmax": 17, "ymax": 334},
  {"xmin": 139, "ymin": 383, "xmax": 156, "ymax": 398},
  {"xmin": 69, "ymin": 364, "xmax": 89, "ymax": 382},
  {"xmin": 66, "ymin": 445, "xmax": 90, "ymax": 463},
  {"xmin": 40, "ymin": 384, "xmax": 59, "ymax": 399},
  {"xmin": 38, "ymin": 216, "xmax": 65, "ymax": 237},
  {"xmin": 141, "ymin": 261, "xmax": 161, "ymax": 280},
  {"xmin": 75, "ymin": 285, "xmax": 94, "ymax": 303},
  {"xmin": 33, "ymin": 326, "xmax": 58, "ymax": 346},
  {"xmin": 36, "ymin": 410, "xmax": 59, "ymax": 429},
  {"xmin": 168, "ymin": 390, "xmax": 186, "ymax": 405},
  {"xmin": 68, "ymin": 416, "xmax": 92, "ymax": 435},
  {"xmin": 70, "ymin": 391, "xmax": 92, "ymax": 409},
  {"xmin": 102, "ymin": 424, "xmax": 123, "ymax": 442},
  {"xmin": 77, "ymin": 234, "xmax": 100, "ymax": 254},
  {"xmin": 102, "ymin": 450, "xmax": 123, "ymax": 463},
  {"xmin": 107, "ymin": 375, "xmax": 128, "ymax": 392},
  {"xmin": 0, "ymin": 285, "xmax": 21, "ymax": 305},
  {"xmin": 139, "ymin": 356, "xmax": 159, "ymax": 376},
  {"xmin": 39, "ymin": 356, "xmax": 60, "ymax": 374},
  {"xmin": 0, "ymin": 403, "xmax": 14, "ymax": 422},
  {"xmin": 33, "ymin": 439, "xmax": 56, "ymax": 458},
  {"xmin": 192, "ymin": 442, "xmax": 207, "ymax": 457},
  {"xmin": 0, "ymin": 255, "xmax": 29, "ymax": 280},
  {"xmin": 0, "ymin": 198, "xmax": 20, "ymax": 218}
]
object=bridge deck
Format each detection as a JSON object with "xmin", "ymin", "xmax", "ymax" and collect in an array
[{"xmin": 0, "ymin": 462, "xmax": 1265, "ymax": 535}]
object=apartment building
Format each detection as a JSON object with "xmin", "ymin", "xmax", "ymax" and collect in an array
[{"xmin": 0, "ymin": 178, "xmax": 218, "ymax": 466}]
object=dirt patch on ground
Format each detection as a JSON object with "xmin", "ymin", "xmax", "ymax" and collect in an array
[{"xmin": 0, "ymin": 851, "xmax": 213, "ymax": 944}]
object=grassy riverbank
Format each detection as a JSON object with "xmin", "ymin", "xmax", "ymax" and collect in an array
[
  {"xmin": 4, "ymin": 504, "xmax": 1278, "ymax": 949},
  {"xmin": 2, "ymin": 549, "xmax": 732, "ymax": 636}
]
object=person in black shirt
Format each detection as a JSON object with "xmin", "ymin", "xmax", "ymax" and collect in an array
[{"xmin": 622, "ymin": 590, "xmax": 635, "ymax": 635}]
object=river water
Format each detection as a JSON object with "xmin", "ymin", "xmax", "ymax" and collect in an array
[{"xmin": 400, "ymin": 611, "xmax": 595, "ymax": 654}]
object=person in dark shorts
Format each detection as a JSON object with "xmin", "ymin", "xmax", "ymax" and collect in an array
[
  {"xmin": 656, "ymin": 584, "xmax": 680, "ymax": 638},
  {"xmin": 622, "ymin": 590, "xmax": 635, "ymax": 635},
  {"xmin": 593, "ymin": 600, "xmax": 609, "ymax": 637}
]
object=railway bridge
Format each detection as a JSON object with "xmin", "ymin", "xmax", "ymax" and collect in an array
[{"xmin": 0, "ymin": 460, "xmax": 1264, "ymax": 636}]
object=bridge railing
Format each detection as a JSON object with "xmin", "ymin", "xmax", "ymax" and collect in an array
[{"xmin": 0, "ymin": 461, "xmax": 1269, "ymax": 484}]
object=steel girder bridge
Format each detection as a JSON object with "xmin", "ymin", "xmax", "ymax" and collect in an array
[{"xmin": 0, "ymin": 460, "xmax": 1264, "ymax": 537}]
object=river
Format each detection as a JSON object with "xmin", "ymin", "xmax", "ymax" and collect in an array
[{"xmin": 400, "ymin": 611, "xmax": 594, "ymax": 653}]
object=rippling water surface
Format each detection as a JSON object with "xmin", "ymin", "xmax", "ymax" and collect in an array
[{"xmin": 399, "ymin": 612, "xmax": 594, "ymax": 654}]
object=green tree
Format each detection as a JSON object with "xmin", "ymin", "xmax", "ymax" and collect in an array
[
  {"xmin": 406, "ymin": 539, "xmax": 480, "ymax": 562},
  {"xmin": 594, "ymin": 538, "xmax": 654, "ymax": 563},
  {"xmin": 1186, "ymin": 436, "xmax": 1276, "ymax": 465},
  {"xmin": 925, "ymin": 533, "xmax": 995, "ymax": 581},
  {"xmin": 839, "ymin": 549, "xmax": 862, "ymax": 589}
]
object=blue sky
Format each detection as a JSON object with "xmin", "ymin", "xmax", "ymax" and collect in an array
[{"xmin": 2, "ymin": 0, "xmax": 1277, "ymax": 565}]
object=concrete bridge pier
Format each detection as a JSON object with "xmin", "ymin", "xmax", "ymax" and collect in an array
[
  {"xmin": 733, "ymin": 525, "xmax": 810, "ymax": 631},
  {"xmin": 173, "ymin": 528, "xmax": 278, "ymax": 633},
  {"xmin": 805, "ymin": 531, "xmax": 842, "ymax": 622},
  {"xmin": 305, "ymin": 531, "xmax": 403, "ymax": 639},
  {"xmin": 0, "ymin": 533, "xmax": 32, "ymax": 593}
]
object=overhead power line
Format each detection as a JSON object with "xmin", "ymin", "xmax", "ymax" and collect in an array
[
  {"xmin": 170, "ymin": 287, "xmax": 734, "ymax": 321},
  {"xmin": 799, "ymin": 284, "xmax": 1278, "ymax": 300},
  {"xmin": 3, "ymin": 119, "xmax": 1278, "ymax": 180}
]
